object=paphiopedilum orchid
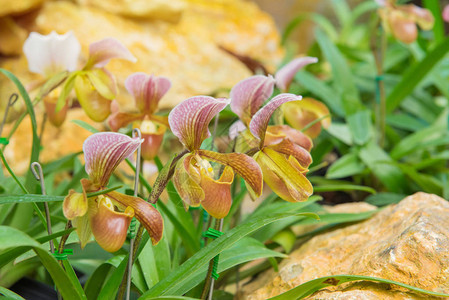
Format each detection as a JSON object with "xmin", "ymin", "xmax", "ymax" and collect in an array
[
  {"xmin": 23, "ymin": 31, "xmax": 81, "ymax": 126},
  {"xmin": 63, "ymin": 132, "xmax": 163, "ymax": 252},
  {"xmin": 376, "ymin": 0, "xmax": 434, "ymax": 44},
  {"xmin": 108, "ymin": 73, "xmax": 171, "ymax": 160},
  {"xmin": 237, "ymin": 93, "xmax": 313, "ymax": 202},
  {"xmin": 168, "ymin": 96, "xmax": 263, "ymax": 219}
]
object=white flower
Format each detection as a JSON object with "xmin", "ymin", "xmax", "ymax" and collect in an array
[{"xmin": 23, "ymin": 31, "xmax": 81, "ymax": 77}]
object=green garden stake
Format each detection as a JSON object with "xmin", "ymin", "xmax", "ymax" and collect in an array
[
  {"xmin": 0, "ymin": 137, "xmax": 9, "ymax": 145},
  {"xmin": 203, "ymin": 227, "xmax": 224, "ymax": 280}
]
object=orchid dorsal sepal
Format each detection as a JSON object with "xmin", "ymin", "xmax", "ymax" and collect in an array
[
  {"xmin": 249, "ymin": 93, "xmax": 302, "ymax": 148},
  {"xmin": 275, "ymin": 57, "xmax": 318, "ymax": 92},
  {"xmin": 23, "ymin": 31, "xmax": 81, "ymax": 78},
  {"xmin": 168, "ymin": 96, "xmax": 230, "ymax": 151},
  {"xmin": 125, "ymin": 73, "xmax": 172, "ymax": 115},
  {"xmin": 230, "ymin": 75, "xmax": 275, "ymax": 125},
  {"xmin": 83, "ymin": 132, "xmax": 143, "ymax": 187},
  {"xmin": 85, "ymin": 37, "xmax": 137, "ymax": 69}
]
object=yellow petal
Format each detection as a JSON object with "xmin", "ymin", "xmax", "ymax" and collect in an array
[
  {"xmin": 74, "ymin": 74, "xmax": 112, "ymax": 122},
  {"xmin": 86, "ymin": 68, "xmax": 117, "ymax": 100},
  {"xmin": 90, "ymin": 196, "xmax": 134, "ymax": 252},
  {"xmin": 63, "ymin": 190, "xmax": 87, "ymax": 220},
  {"xmin": 282, "ymin": 98, "xmax": 330, "ymax": 139},
  {"xmin": 72, "ymin": 213, "xmax": 92, "ymax": 249},
  {"xmin": 200, "ymin": 166, "xmax": 234, "ymax": 219},
  {"xmin": 107, "ymin": 191, "xmax": 164, "ymax": 245},
  {"xmin": 256, "ymin": 148, "xmax": 313, "ymax": 202},
  {"xmin": 266, "ymin": 138, "xmax": 312, "ymax": 171},
  {"xmin": 172, "ymin": 154, "xmax": 205, "ymax": 209}
]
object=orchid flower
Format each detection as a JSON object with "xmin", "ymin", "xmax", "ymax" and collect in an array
[
  {"xmin": 230, "ymin": 75, "xmax": 314, "ymax": 202},
  {"xmin": 63, "ymin": 132, "xmax": 163, "ymax": 252},
  {"xmin": 443, "ymin": 5, "xmax": 449, "ymax": 23},
  {"xmin": 23, "ymin": 31, "xmax": 81, "ymax": 127},
  {"xmin": 376, "ymin": 0, "xmax": 434, "ymax": 44},
  {"xmin": 69, "ymin": 38, "xmax": 137, "ymax": 122},
  {"xmin": 168, "ymin": 96, "xmax": 263, "ymax": 219},
  {"xmin": 108, "ymin": 73, "xmax": 171, "ymax": 160}
]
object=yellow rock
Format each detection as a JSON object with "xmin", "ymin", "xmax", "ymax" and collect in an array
[
  {"xmin": 243, "ymin": 193, "xmax": 449, "ymax": 299},
  {"xmin": 0, "ymin": 0, "xmax": 43, "ymax": 17},
  {"xmin": 78, "ymin": 0, "xmax": 186, "ymax": 22},
  {"xmin": 0, "ymin": 17, "xmax": 27, "ymax": 55}
]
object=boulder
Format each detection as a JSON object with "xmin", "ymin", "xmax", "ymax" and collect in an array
[{"xmin": 243, "ymin": 193, "xmax": 449, "ymax": 299}]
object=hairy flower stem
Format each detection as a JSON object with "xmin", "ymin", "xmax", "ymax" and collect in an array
[{"xmin": 200, "ymin": 218, "xmax": 223, "ymax": 300}]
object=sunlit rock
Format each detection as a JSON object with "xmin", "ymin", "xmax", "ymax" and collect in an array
[{"xmin": 243, "ymin": 193, "xmax": 449, "ymax": 299}]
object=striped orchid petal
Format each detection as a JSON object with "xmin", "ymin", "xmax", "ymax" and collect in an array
[
  {"xmin": 83, "ymin": 132, "xmax": 143, "ymax": 187},
  {"xmin": 199, "ymin": 166, "xmax": 234, "ymax": 219},
  {"xmin": 169, "ymin": 96, "xmax": 230, "ymax": 151},
  {"xmin": 23, "ymin": 31, "xmax": 81, "ymax": 77},
  {"xmin": 125, "ymin": 73, "xmax": 171, "ymax": 115},
  {"xmin": 230, "ymin": 75, "xmax": 275, "ymax": 125},
  {"xmin": 275, "ymin": 57, "xmax": 318, "ymax": 92},
  {"xmin": 249, "ymin": 93, "xmax": 302, "ymax": 147},
  {"xmin": 265, "ymin": 125, "xmax": 313, "ymax": 151},
  {"xmin": 86, "ymin": 38, "xmax": 137, "ymax": 69}
]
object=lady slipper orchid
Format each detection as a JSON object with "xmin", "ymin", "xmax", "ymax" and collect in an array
[
  {"xmin": 23, "ymin": 31, "xmax": 81, "ymax": 127},
  {"xmin": 168, "ymin": 96, "xmax": 263, "ymax": 219},
  {"xmin": 229, "ymin": 75, "xmax": 313, "ymax": 202},
  {"xmin": 23, "ymin": 31, "xmax": 81, "ymax": 78},
  {"xmin": 108, "ymin": 73, "xmax": 171, "ymax": 160},
  {"xmin": 376, "ymin": 0, "xmax": 434, "ymax": 44},
  {"xmin": 63, "ymin": 132, "xmax": 163, "ymax": 252}
]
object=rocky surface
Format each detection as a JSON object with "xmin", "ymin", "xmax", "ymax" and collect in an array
[{"xmin": 243, "ymin": 193, "xmax": 449, "ymax": 299}]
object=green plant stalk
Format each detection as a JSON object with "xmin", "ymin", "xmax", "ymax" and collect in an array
[{"xmin": 200, "ymin": 217, "xmax": 222, "ymax": 299}]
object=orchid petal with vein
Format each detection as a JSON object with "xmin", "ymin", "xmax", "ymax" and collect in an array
[
  {"xmin": 230, "ymin": 75, "xmax": 275, "ymax": 125},
  {"xmin": 23, "ymin": 31, "xmax": 81, "ymax": 77},
  {"xmin": 275, "ymin": 57, "xmax": 318, "ymax": 92},
  {"xmin": 86, "ymin": 38, "xmax": 137, "ymax": 69},
  {"xmin": 249, "ymin": 93, "xmax": 302, "ymax": 146},
  {"xmin": 200, "ymin": 166, "xmax": 234, "ymax": 219},
  {"xmin": 169, "ymin": 96, "xmax": 230, "ymax": 151},
  {"xmin": 83, "ymin": 132, "xmax": 143, "ymax": 187},
  {"xmin": 125, "ymin": 73, "xmax": 171, "ymax": 115}
]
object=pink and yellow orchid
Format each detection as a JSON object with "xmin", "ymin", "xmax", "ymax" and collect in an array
[
  {"xmin": 63, "ymin": 132, "xmax": 163, "ymax": 252},
  {"xmin": 376, "ymin": 0, "xmax": 434, "ymax": 44},
  {"xmin": 230, "ymin": 75, "xmax": 314, "ymax": 202},
  {"xmin": 108, "ymin": 73, "xmax": 171, "ymax": 160},
  {"xmin": 168, "ymin": 96, "xmax": 263, "ymax": 219}
]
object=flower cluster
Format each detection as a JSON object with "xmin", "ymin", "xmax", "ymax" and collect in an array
[
  {"xmin": 23, "ymin": 31, "xmax": 136, "ymax": 126},
  {"xmin": 63, "ymin": 132, "xmax": 163, "ymax": 252},
  {"xmin": 375, "ymin": 0, "xmax": 434, "ymax": 44}
]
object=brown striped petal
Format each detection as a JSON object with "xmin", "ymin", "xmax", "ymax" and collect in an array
[
  {"xmin": 83, "ymin": 132, "xmax": 143, "ymax": 187},
  {"xmin": 125, "ymin": 73, "xmax": 171, "ymax": 115},
  {"xmin": 267, "ymin": 138, "xmax": 312, "ymax": 171},
  {"xmin": 168, "ymin": 96, "xmax": 229, "ymax": 151},
  {"xmin": 265, "ymin": 125, "xmax": 313, "ymax": 151},
  {"xmin": 230, "ymin": 75, "xmax": 275, "ymax": 125},
  {"xmin": 107, "ymin": 191, "xmax": 164, "ymax": 245},
  {"xmin": 275, "ymin": 57, "xmax": 318, "ymax": 92},
  {"xmin": 198, "ymin": 149, "xmax": 263, "ymax": 199},
  {"xmin": 249, "ymin": 93, "xmax": 302, "ymax": 147}
]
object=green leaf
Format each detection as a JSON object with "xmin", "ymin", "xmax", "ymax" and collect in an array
[
  {"xmin": 271, "ymin": 229, "xmax": 296, "ymax": 253},
  {"xmin": 326, "ymin": 123, "xmax": 352, "ymax": 145},
  {"xmin": 267, "ymin": 274, "xmax": 449, "ymax": 300},
  {"xmin": 0, "ymin": 226, "xmax": 85, "ymax": 300},
  {"xmin": 295, "ymin": 71, "xmax": 344, "ymax": 116},
  {"xmin": 386, "ymin": 37, "xmax": 449, "ymax": 113},
  {"xmin": 423, "ymin": 0, "xmax": 444, "ymax": 44},
  {"xmin": 84, "ymin": 263, "xmax": 112, "ymax": 299},
  {"xmin": 141, "ymin": 212, "xmax": 318, "ymax": 297},
  {"xmin": 346, "ymin": 110, "xmax": 372, "ymax": 145},
  {"xmin": 326, "ymin": 152, "xmax": 365, "ymax": 179},
  {"xmin": 0, "ymin": 286, "xmax": 25, "ymax": 299},
  {"xmin": 313, "ymin": 184, "xmax": 376, "ymax": 194},
  {"xmin": 71, "ymin": 119, "xmax": 100, "ymax": 134},
  {"xmin": 282, "ymin": 13, "xmax": 338, "ymax": 45},
  {"xmin": 163, "ymin": 237, "xmax": 287, "ymax": 296},
  {"xmin": 365, "ymin": 193, "xmax": 406, "ymax": 207},
  {"xmin": 358, "ymin": 142, "xmax": 408, "ymax": 193},
  {"xmin": 143, "ymin": 297, "xmax": 199, "ymax": 300},
  {"xmin": 315, "ymin": 29, "xmax": 363, "ymax": 116},
  {"xmin": 0, "ymin": 194, "xmax": 64, "ymax": 204},
  {"xmin": 386, "ymin": 113, "xmax": 428, "ymax": 131},
  {"xmin": 97, "ymin": 255, "xmax": 128, "ymax": 300}
]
